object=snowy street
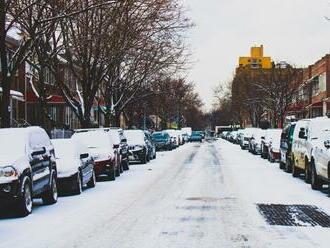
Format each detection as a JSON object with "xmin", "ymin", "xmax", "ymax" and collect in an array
[{"xmin": 1, "ymin": 140, "xmax": 330, "ymax": 248}]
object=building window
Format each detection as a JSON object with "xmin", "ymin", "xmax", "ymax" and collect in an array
[{"xmin": 311, "ymin": 79, "xmax": 319, "ymax": 96}]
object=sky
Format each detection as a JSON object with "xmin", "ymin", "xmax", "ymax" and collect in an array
[{"xmin": 183, "ymin": 0, "xmax": 330, "ymax": 111}]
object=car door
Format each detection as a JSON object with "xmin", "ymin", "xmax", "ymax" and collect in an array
[
  {"xmin": 78, "ymin": 143, "xmax": 93, "ymax": 184},
  {"xmin": 315, "ymin": 141, "xmax": 328, "ymax": 179},
  {"xmin": 29, "ymin": 130, "xmax": 50, "ymax": 193}
]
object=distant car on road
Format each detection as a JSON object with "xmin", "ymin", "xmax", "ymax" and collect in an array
[
  {"xmin": 0, "ymin": 127, "xmax": 58, "ymax": 216},
  {"xmin": 190, "ymin": 131, "xmax": 203, "ymax": 142},
  {"xmin": 51, "ymin": 139, "xmax": 96, "ymax": 195},
  {"xmin": 152, "ymin": 131, "xmax": 173, "ymax": 151}
]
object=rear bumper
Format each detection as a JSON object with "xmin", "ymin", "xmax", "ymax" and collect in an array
[
  {"xmin": 94, "ymin": 159, "xmax": 115, "ymax": 176},
  {"xmin": 270, "ymin": 151, "xmax": 280, "ymax": 161}
]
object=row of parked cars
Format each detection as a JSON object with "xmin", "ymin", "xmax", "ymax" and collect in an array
[
  {"xmin": 222, "ymin": 116, "xmax": 330, "ymax": 196},
  {"xmin": 0, "ymin": 127, "xmax": 192, "ymax": 217}
]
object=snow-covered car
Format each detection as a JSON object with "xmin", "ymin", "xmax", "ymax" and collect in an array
[
  {"xmin": 51, "ymin": 139, "xmax": 96, "ymax": 195},
  {"xmin": 72, "ymin": 131, "xmax": 117, "ymax": 181},
  {"xmin": 261, "ymin": 129, "xmax": 282, "ymax": 159},
  {"xmin": 0, "ymin": 127, "xmax": 58, "ymax": 216},
  {"xmin": 311, "ymin": 133, "xmax": 330, "ymax": 194},
  {"xmin": 268, "ymin": 130, "xmax": 282, "ymax": 162},
  {"xmin": 181, "ymin": 127, "xmax": 192, "ymax": 139},
  {"xmin": 165, "ymin": 129, "xmax": 180, "ymax": 147},
  {"xmin": 124, "ymin": 129, "xmax": 149, "ymax": 164},
  {"xmin": 240, "ymin": 128, "xmax": 260, "ymax": 150},
  {"xmin": 292, "ymin": 117, "xmax": 330, "ymax": 185},
  {"xmin": 279, "ymin": 122, "xmax": 296, "ymax": 172},
  {"xmin": 249, "ymin": 129, "xmax": 265, "ymax": 154},
  {"xmin": 144, "ymin": 131, "xmax": 156, "ymax": 160}
]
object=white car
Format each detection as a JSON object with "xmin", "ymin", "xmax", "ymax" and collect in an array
[
  {"xmin": 292, "ymin": 117, "xmax": 330, "ymax": 185},
  {"xmin": 72, "ymin": 131, "xmax": 117, "ymax": 180},
  {"xmin": 124, "ymin": 130, "xmax": 149, "ymax": 164},
  {"xmin": 267, "ymin": 130, "xmax": 282, "ymax": 162},
  {"xmin": 261, "ymin": 129, "xmax": 282, "ymax": 159},
  {"xmin": 51, "ymin": 139, "xmax": 96, "ymax": 195},
  {"xmin": 165, "ymin": 129, "xmax": 180, "ymax": 147},
  {"xmin": 250, "ymin": 129, "xmax": 266, "ymax": 154}
]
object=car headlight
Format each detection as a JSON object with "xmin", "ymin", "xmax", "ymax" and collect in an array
[{"xmin": 0, "ymin": 166, "xmax": 18, "ymax": 178}]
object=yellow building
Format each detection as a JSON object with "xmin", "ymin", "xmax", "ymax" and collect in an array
[{"xmin": 239, "ymin": 45, "xmax": 272, "ymax": 69}]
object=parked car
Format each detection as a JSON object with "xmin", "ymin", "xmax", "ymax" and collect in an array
[
  {"xmin": 165, "ymin": 129, "xmax": 180, "ymax": 147},
  {"xmin": 190, "ymin": 131, "xmax": 203, "ymax": 142},
  {"xmin": 152, "ymin": 131, "xmax": 173, "ymax": 151},
  {"xmin": 291, "ymin": 117, "xmax": 330, "ymax": 184},
  {"xmin": 144, "ymin": 131, "xmax": 157, "ymax": 160},
  {"xmin": 268, "ymin": 131, "xmax": 282, "ymax": 163},
  {"xmin": 261, "ymin": 129, "xmax": 282, "ymax": 159},
  {"xmin": 105, "ymin": 128, "xmax": 129, "ymax": 171},
  {"xmin": 72, "ymin": 131, "xmax": 117, "ymax": 180},
  {"xmin": 0, "ymin": 127, "xmax": 58, "ymax": 216},
  {"xmin": 311, "ymin": 132, "xmax": 330, "ymax": 193},
  {"xmin": 181, "ymin": 127, "xmax": 192, "ymax": 139},
  {"xmin": 249, "ymin": 129, "xmax": 265, "ymax": 154},
  {"xmin": 240, "ymin": 128, "xmax": 259, "ymax": 150},
  {"xmin": 51, "ymin": 139, "xmax": 96, "ymax": 195},
  {"xmin": 124, "ymin": 130, "xmax": 149, "ymax": 164},
  {"xmin": 279, "ymin": 122, "xmax": 296, "ymax": 172}
]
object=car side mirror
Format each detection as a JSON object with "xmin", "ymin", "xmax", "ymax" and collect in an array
[
  {"xmin": 299, "ymin": 129, "xmax": 307, "ymax": 140},
  {"xmin": 80, "ymin": 153, "xmax": 89, "ymax": 159},
  {"xmin": 31, "ymin": 147, "xmax": 46, "ymax": 157},
  {"xmin": 113, "ymin": 144, "xmax": 120, "ymax": 149},
  {"xmin": 324, "ymin": 140, "xmax": 330, "ymax": 149}
]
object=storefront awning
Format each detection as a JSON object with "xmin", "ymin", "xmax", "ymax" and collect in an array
[{"xmin": 0, "ymin": 87, "xmax": 25, "ymax": 102}]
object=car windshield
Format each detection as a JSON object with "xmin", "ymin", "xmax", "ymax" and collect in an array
[
  {"xmin": 72, "ymin": 132, "xmax": 111, "ymax": 149},
  {"xmin": 152, "ymin": 132, "xmax": 166, "ymax": 139},
  {"xmin": 124, "ymin": 130, "xmax": 145, "ymax": 144},
  {"xmin": 52, "ymin": 140, "xmax": 76, "ymax": 159},
  {"xmin": 0, "ymin": 131, "xmax": 26, "ymax": 158}
]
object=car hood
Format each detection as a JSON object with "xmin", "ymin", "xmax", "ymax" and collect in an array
[
  {"xmin": 55, "ymin": 158, "xmax": 80, "ymax": 172},
  {"xmin": 0, "ymin": 155, "xmax": 29, "ymax": 174}
]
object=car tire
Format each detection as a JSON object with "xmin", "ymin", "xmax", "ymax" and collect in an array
[
  {"xmin": 304, "ymin": 160, "xmax": 311, "ymax": 184},
  {"xmin": 123, "ymin": 160, "xmax": 129, "ymax": 171},
  {"xmin": 108, "ymin": 166, "xmax": 116, "ymax": 181},
  {"xmin": 115, "ymin": 164, "xmax": 121, "ymax": 177},
  {"xmin": 285, "ymin": 156, "xmax": 292, "ymax": 173},
  {"xmin": 153, "ymin": 153, "xmax": 156, "ymax": 159},
  {"xmin": 87, "ymin": 169, "xmax": 96, "ymax": 188},
  {"xmin": 292, "ymin": 159, "xmax": 299, "ymax": 178},
  {"xmin": 279, "ymin": 161, "xmax": 285, "ymax": 170},
  {"xmin": 311, "ymin": 162, "xmax": 322, "ymax": 190},
  {"xmin": 42, "ymin": 172, "xmax": 58, "ymax": 205},
  {"xmin": 140, "ymin": 150, "xmax": 147, "ymax": 164},
  {"xmin": 72, "ymin": 172, "xmax": 82, "ymax": 195},
  {"xmin": 17, "ymin": 176, "xmax": 33, "ymax": 217}
]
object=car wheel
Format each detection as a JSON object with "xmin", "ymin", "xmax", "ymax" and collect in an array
[
  {"xmin": 311, "ymin": 162, "xmax": 322, "ymax": 190},
  {"xmin": 153, "ymin": 153, "xmax": 156, "ymax": 159},
  {"xmin": 304, "ymin": 160, "xmax": 311, "ymax": 184},
  {"xmin": 292, "ymin": 159, "xmax": 299, "ymax": 178},
  {"xmin": 285, "ymin": 156, "xmax": 292, "ymax": 173},
  {"xmin": 115, "ymin": 164, "xmax": 121, "ymax": 177},
  {"xmin": 87, "ymin": 169, "xmax": 96, "ymax": 188},
  {"xmin": 279, "ymin": 161, "xmax": 285, "ymax": 170},
  {"xmin": 108, "ymin": 166, "xmax": 116, "ymax": 181},
  {"xmin": 42, "ymin": 172, "xmax": 58, "ymax": 205},
  {"xmin": 17, "ymin": 176, "xmax": 33, "ymax": 217},
  {"xmin": 72, "ymin": 172, "xmax": 82, "ymax": 195},
  {"xmin": 123, "ymin": 160, "xmax": 129, "ymax": 171}
]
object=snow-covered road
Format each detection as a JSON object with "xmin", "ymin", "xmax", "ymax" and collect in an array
[{"xmin": 1, "ymin": 140, "xmax": 330, "ymax": 247}]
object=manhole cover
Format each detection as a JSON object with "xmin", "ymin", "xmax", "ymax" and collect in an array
[{"xmin": 257, "ymin": 204, "xmax": 330, "ymax": 227}]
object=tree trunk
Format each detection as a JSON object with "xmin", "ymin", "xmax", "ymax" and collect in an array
[{"xmin": 0, "ymin": 1, "xmax": 11, "ymax": 128}]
